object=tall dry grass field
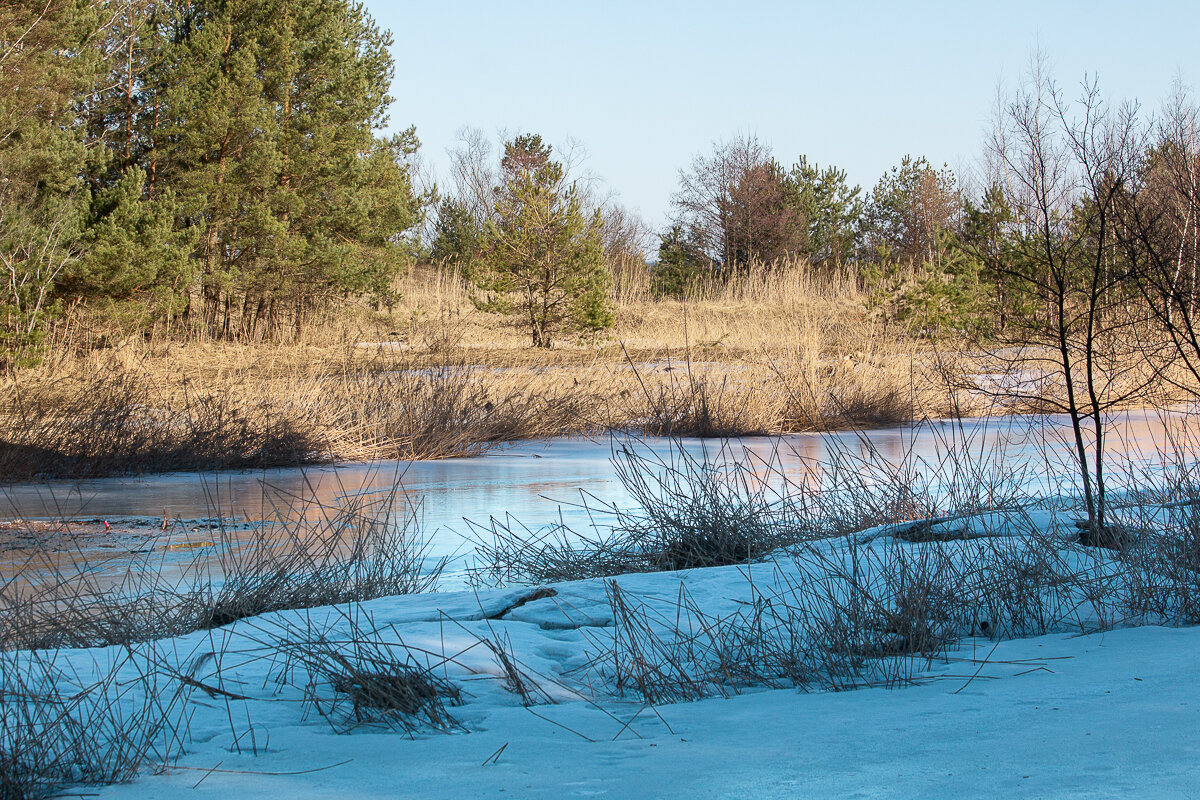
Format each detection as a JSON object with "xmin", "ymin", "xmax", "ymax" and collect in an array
[{"xmin": 0, "ymin": 258, "xmax": 965, "ymax": 480}]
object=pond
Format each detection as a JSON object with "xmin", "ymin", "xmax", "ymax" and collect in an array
[{"xmin": 1, "ymin": 409, "xmax": 1194, "ymax": 589}]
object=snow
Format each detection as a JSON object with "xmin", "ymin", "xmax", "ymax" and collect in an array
[
  {"xmin": 11, "ymin": 531, "xmax": 1183, "ymax": 799},
  {"xmin": 86, "ymin": 614, "xmax": 1200, "ymax": 799},
  {"xmin": 8, "ymin": 414, "xmax": 1200, "ymax": 799}
]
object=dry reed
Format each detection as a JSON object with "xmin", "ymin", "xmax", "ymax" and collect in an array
[
  {"xmin": 470, "ymin": 418, "xmax": 1035, "ymax": 586},
  {"xmin": 0, "ymin": 643, "xmax": 192, "ymax": 800},
  {"xmin": 0, "ymin": 257, "xmax": 945, "ymax": 481},
  {"xmin": 265, "ymin": 607, "xmax": 463, "ymax": 734},
  {"xmin": 0, "ymin": 476, "xmax": 443, "ymax": 651}
]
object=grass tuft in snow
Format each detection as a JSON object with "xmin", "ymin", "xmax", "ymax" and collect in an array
[
  {"xmin": 0, "ymin": 644, "xmax": 191, "ymax": 800},
  {"xmin": 580, "ymin": 506, "xmax": 1150, "ymax": 705},
  {"xmin": 266, "ymin": 608, "xmax": 463, "ymax": 735},
  {"xmin": 470, "ymin": 422, "xmax": 1032, "ymax": 586}
]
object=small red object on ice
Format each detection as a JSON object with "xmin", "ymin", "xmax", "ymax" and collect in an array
[{"xmin": 103, "ymin": 520, "xmax": 111, "ymax": 531}]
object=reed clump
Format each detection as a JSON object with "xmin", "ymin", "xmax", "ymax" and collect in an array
[
  {"xmin": 0, "ymin": 644, "xmax": 191, "ymax": 800},
  {"xmin": 0, "ymin": 346, "xmax": 596, "ymax": 479},
  {"xmin": 0, "ymin": 365, "xmax": 324, "ymax": 480},
  {"xmin": 0, "ymin": 478, "xmax": 443, "ymax": 651},
  {"xmin": 583, "ymin": 506, "xmax": 1140, "ymax": 704},
  {"xmin": 467, "ymin": 439, "xmax": 813, "ymax": 586},
  {"xmin": 264, "ymin": 609, "xmax": 464, "ymax": 734},
  {"xmin": 470, "ymin": 419, "xmax": 1035, "ymax": 586},
  {"xmin": 547, "ymin": 415, "xmax": 1200, "ymax": 705},
  {"xmin": 0, "ymin": 257, "xmax": 953, "ymax": 481}
]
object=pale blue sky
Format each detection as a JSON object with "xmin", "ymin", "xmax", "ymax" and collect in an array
[{"xmin": 369, "ymin": 1, "xmax": 1200, "ymax": 229}]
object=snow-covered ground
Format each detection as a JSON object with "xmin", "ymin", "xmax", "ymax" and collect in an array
[
  {"xmin": 6, "ymin": 513, "xmax": 1194, "ymax": 800},
  {"xmin": 97, "ymin": 624, "xmax": 1200, "ymax": 799},
  {"xmin": 7, "ymin": 417, "xmax": 1200, "ymax": 799}
]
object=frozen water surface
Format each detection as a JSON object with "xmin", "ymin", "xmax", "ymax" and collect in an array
[{"xmin": 1, "ymin": 409, "xmax": 1195, "ymax": 586}]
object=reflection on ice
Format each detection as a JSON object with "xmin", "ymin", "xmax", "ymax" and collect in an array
[{"xmin": 1, "ymin": 409, "xmax": 1198, "ymax": 589}]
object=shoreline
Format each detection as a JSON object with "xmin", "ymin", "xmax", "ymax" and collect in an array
[{"xmin": 1, "ymin": 400, "xmax": 1191, "ymax": 485}]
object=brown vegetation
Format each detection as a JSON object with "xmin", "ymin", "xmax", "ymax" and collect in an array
[
  {"xmin": 0, "ymin": 259, "xmax": 952, "ymax": 481},
  {"xmin": 0, "ymin": 256, "xmax": 1182, "ymax": 483}
]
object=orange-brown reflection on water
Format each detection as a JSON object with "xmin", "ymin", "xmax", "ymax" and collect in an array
[{"xmin": 1, "ymin": 409, "xmax": 1198, "ymax": 592}]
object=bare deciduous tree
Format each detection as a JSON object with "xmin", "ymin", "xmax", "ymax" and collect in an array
[
  {"xmin": 671, "ymin": 134, "xmax": 804, "ymax": 272},
  {"xmin": 1117, "ymin": 80, "xmax": 1200, "ymax": 392},
  {"xmin": 445, "ymin": 127, "xmax": 498, "ymax": 227},
  {"xmin": 981, "ymin": 55, "xmax": 1152, "ymax": 544},
  {"xmin": 598, "ymin": 200, "xmax": 652, "ymax": 271}
]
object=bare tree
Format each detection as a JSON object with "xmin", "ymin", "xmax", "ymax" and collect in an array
[
  {"xmin": 598, "ymin": 201, "xmax": 652, "ymax": 261},
  {"xmin": 982, "ymin": 55, "xmax": 1151, "ymax": 544},
  {"xmin": 0, "ymin": 0, "xmax": 93, "ymax": 366},
  {"xmin": 1117, "ymin": 79, "xmax": 1200, "ymax": 391},
  {"xmin": 435, "ymin": 129, "xmax": 645, "ymax": 283},
  {"xmin": 443, "ymin": 129, "xmax": 608, "ymax": 228},
  {"xmin": 445, "ymin": 127, "xmax": 499, "ymax": 227},
  {"xmin": 0, "ymin": 180, "xmax": 80, "ymax": 368},
  {"xmin": 671, "ymin": 134, "xmax": 804, "ymax": 272}
]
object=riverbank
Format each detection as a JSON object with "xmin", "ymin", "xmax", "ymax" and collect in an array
[
  {"xmin": 0, "ymin": 263, "xmax": 934, "ymax": 481},
  {"xmin": 4, "ymin": 409, "xmax": 1192, "ymax": 595},
  {"xmin": 91, "ymin": 622, "xmax": 1200, "ymax": 799},
  {"xmin": 3, "ymin": 262, "xmax": 1177, "ymax": 483},
  {"xmin": 5, "ymin": 412, "xmax": 1200, "ymax": 797},
  {"xmin": 7, "ymin": 497, "xmax": 1200, "ymax": 800}
]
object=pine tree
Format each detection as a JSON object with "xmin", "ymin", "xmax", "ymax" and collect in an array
[
  {"xmin": 866, "ymin": 156, "xmax": 961, "ymax": 265},
  {"xmin": 147, "ymin": 0, "xmax": 421, "ymax": 338},
  {"xmin": 785, "ymin": 157, "xmax": 865, "ymax": 267},
  {"xmin": 0, "ymin": 0, "xmax": 98, "ymax": 360},
  {"xmin": 474, "ymin": 134, "xmax": 613, "ymax": 348},
  {"xmin": 431, "ymin": 197, "xmax": 484, "ymax": 275},
  {"xmin": 70, "ymin": 165, "xmax": 195, "ymax": 329},
  {"xmin": 651, "ymin": 225, "xmax": 709, "ymax": 299}
]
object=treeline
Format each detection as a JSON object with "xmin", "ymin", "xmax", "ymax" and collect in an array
[
  {"xmin": 428, "ymin": 80, "xmax": 1200, "ymax": 353},
  {"xmin": 5, "ymin": 1, "xmax": 1200, "ymax": 361},
  {"xmin": 641, "ymin": 114, "xmax": 1198, "ymax": 343},
  {"xmin": 649, "ymin": 142, "xmax": 956, "ymax": 299},
  {"xmin": 0, "ymin": 0, "xmax": 422, "ymax": 359}
]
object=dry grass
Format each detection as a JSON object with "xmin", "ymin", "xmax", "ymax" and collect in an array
[
  {"xmin": 1106, "ymin": 428, "xmax": 1200, "ymax": 624},
  {"xmin": 5, "ymin": 254, "xmax": 1190, "ymax": 483},
  {"xmin": 513, "ymin": 416, "xmax": 1200, "ymax": 706},
  {"xmin": 466, "ymin": 439, "xmax": 812, "ymax": 586},
  {"xmin": 0, "ymin": 257, "xmax": 945, "ymax": 480},
  {"xmin": 0, "ymin": 347, "xmax": 595, "ymax": 479},
  {"xmin": 266, "ymin": 608, "xmax": 463, "ymax": 734},
  {"xmin": 586, "ymin": 503, "xmax": 1142, "ymax": 704},
  {"xmin": 0, "ymin": 254, "xmax": 966, "ymax": 483},
  {"xmin": 0, "ymin": 643, "xmax": 192, "ymax": 800},
  {"xmin": 0, "ymin": 477, "xmax": 442, "ymax": 651},
  {"xmin": 0, "ymin": 477, "xmax": 452, "ymax": 797},
  {"xmin": 469, "ymin": 420, "xmax": 1036, "ymax": 586},
  {"xmin": 0, "ymin": 257, "xmax": 955, "ymax": 482}
]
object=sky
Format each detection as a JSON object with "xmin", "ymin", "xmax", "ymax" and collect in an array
[{"xmin": 369, "ymin": 0, "xmax": 1200, "ymax": 231}]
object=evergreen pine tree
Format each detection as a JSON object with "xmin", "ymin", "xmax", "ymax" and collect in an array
[
  {"xmin": 474, "ymin": 134, "xmax": 613, "ymax": 348},
  {"xmin": 71, "ymin": 166, "xmax": 195, "ymax": 329},
  {"xmin": 147, "ymin": 0, "xmax": 421, "ymax": 338},
  {"xmin": 0, "ymin": 0, "xmax": 97, "ymax": 359}
]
